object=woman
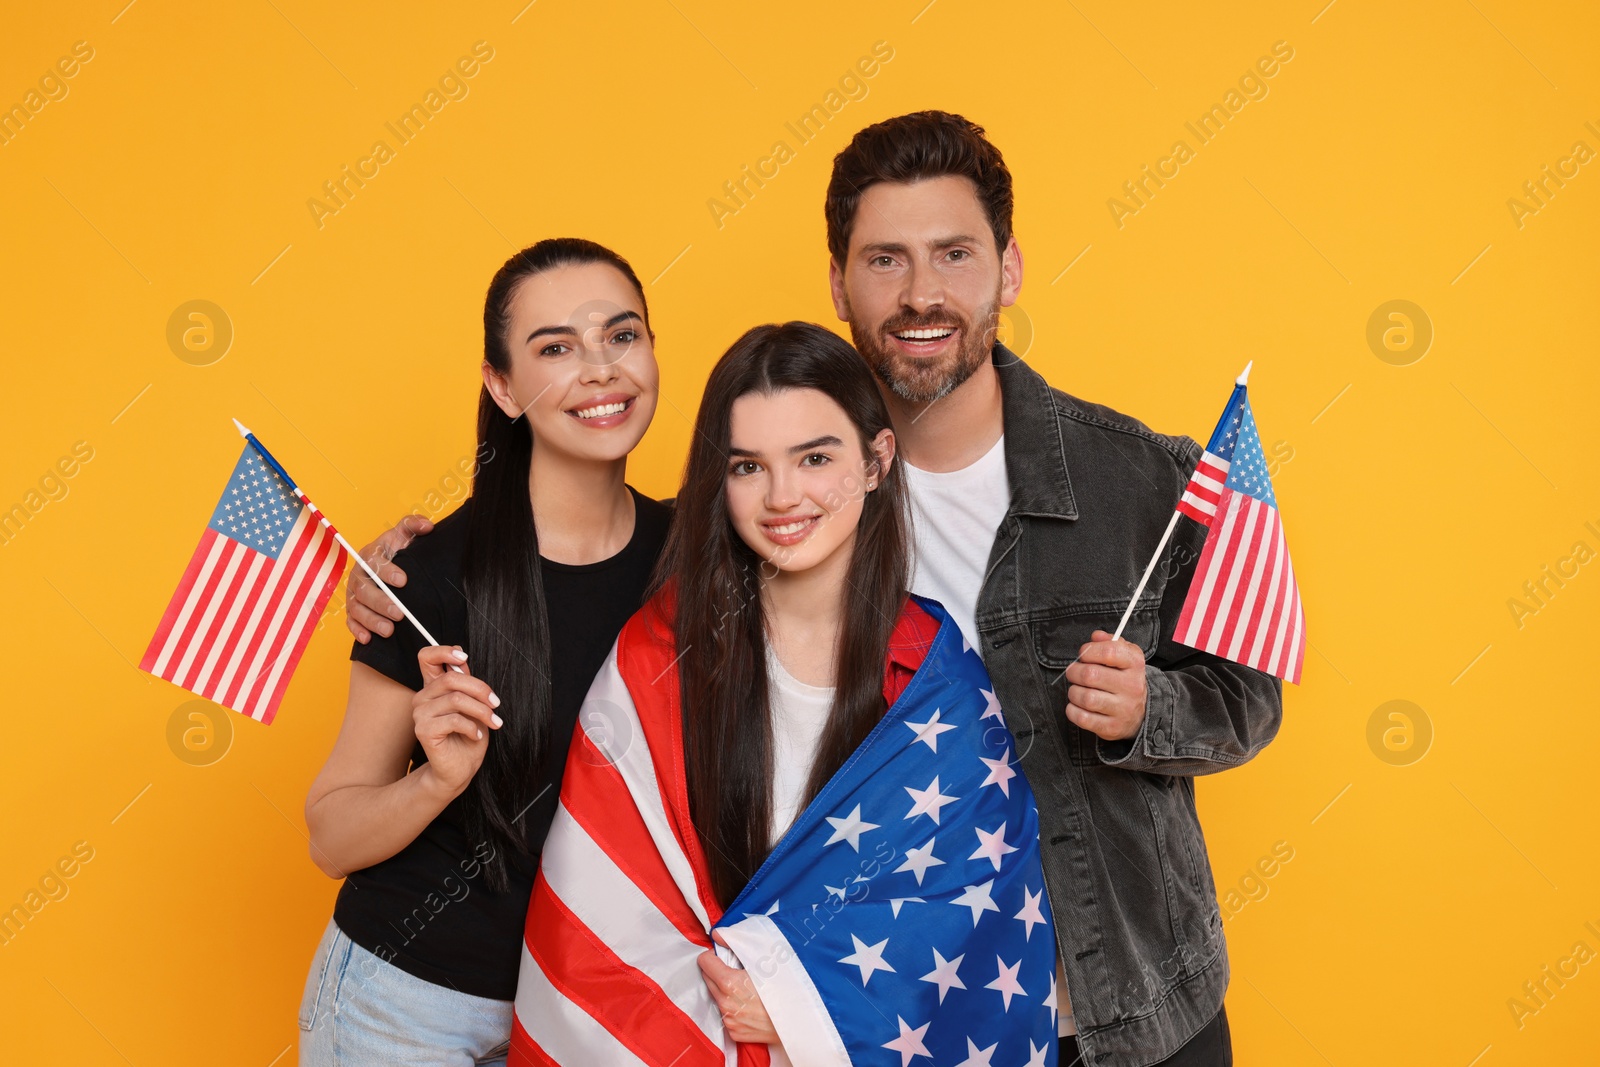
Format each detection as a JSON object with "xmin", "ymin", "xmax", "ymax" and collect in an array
[
  {"xmin": 299, "ymin": 238, "xmax": 673, "ymax": 1066},
  {"xmin": 510, "ymin": 323, "xmax": 1058, "ymax": 1066}
]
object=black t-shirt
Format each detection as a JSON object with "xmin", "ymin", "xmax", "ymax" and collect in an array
[{"xmin": 334, "ymin": 487, "xmax": 672, "ymax": 1000}]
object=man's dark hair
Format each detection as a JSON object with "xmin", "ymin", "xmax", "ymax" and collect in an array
[{"xmin": 825, "ymin": 110, "xmax": 1014, "ymax": 264}]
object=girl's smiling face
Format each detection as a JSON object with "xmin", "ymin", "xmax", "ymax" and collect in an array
[
  {"xmin": 724, "ymin": 387, "xmax": 894, "ymax": 575},
  {"xmin": 483, "ymin": 261, "xmax": 659, "ymax": 463}
]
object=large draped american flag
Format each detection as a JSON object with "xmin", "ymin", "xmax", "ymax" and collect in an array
[
  {"xmin": 511, "ymin": 594, "xmax": 1059, "ymax": 1067},
  {"xmin": 140, "ymin": 440, "xmax": 348, "ymax": 723},
  {"xmin": 1173, "ymin": 375, "xmax": 1305, "ymax": 684}
]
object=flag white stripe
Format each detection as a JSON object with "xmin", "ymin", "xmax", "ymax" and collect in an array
[
  {"xmin": 1288, "ymin": 591, "xmax": 1306, "ymax": 680},
  {"xmin": 1264, "ymin": 521, "xmax": 1295, "ymax": 676},
  {"xmin": 168, "ymin": 540, "xmax": 247, "ymax": 687},
  {"xmin": 1180, "ymin": 490, "xmax": 1217, "ymax": 516},
  {"xmin": 513, "ymin": 945, "xmax": 659, "ymax": 1067},
  {"xmin": 718, "ymin": 914, "xmax": 851, "ymax": 1067},
  {"xmin": 1206, "ymin": 498, "xmax": 1266, "ymax": 652},
  {"xmin": 1176, "ymin": 492, "xmax": 1243, "ymax": 646},
  {"xmin": 537, "ymin": 802, "xmax": 724, "ymax": 1044},
  {"xmin": 1280, "ymin": 567, "xmax": 1306, "ymax": 680},
  {"xmin": 1191, "ymin": 471, "xmax": 1224, "ymax": 493},
  {"xmin": 584, "ymin": 652, "xmax": 716, "ymax": 932},
  {"xmin": 1225, "ymin": 505, "xmax": 1276, "ymax": 663},
  {"xmin": 244, "ymin": 529, "xmax": 342, "ymax": 720},
  {"xmin": 1245, "ymin": 518, "xmax": 1287, "ymax": 669},
  {"xmin": 209, "ymin": 510, "xmax": 315, "ymax": 702},
  {"xmin": 1265, "ymin": 530, "xmax": 1297, "ymax": 678},
  {"xmin": 150, "ymin": 533, "xmax": 230, "ymax": 677},
  {"xmin": 226, "ymin": 514, "xmax": 323, "ymax": 713},
  {"xmin": 191, "ymin": 553, "xmax": 269, "ymax": 696}
]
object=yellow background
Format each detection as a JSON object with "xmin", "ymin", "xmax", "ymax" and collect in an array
[{"xmin": 2, "ymin": 1, "xmax": 1596, "ymax": 1063}]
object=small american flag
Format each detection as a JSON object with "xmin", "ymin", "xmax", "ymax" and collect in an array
[
  {"xmin": 140, "ymin": 441, "xmax": 349, "ymax": 723},
  {"xmin": 1173, "ymin": 377, "xmax": 1304, "ymax": 684}
]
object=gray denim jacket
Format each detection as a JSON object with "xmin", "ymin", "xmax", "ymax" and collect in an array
[{"xmin": 972, "ymin": 346, "xmax": 1283, "ymax": 1065}]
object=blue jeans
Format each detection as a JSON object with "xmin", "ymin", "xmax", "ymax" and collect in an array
[{"xmin": 298, "ymin": 918, "xmax": 513, "ymax": 1066}]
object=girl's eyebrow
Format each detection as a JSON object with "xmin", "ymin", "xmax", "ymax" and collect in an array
[{"xmin": 728, "ymin": 435, "xmax": 843, "ymax": 459}]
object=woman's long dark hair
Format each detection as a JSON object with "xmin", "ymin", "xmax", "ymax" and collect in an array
[
  {"xmin": 655, "ymin": 322, "xmax": 910, "ymax": 907},
  {"xmin": 463, "ymin": 237, "xmax": 649, "ymax": 891}
]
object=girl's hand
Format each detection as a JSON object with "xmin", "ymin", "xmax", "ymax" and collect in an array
[
  {"xmin": 413, "ymin": 646, "xmax": 500, "ymax": 797},
  {"xmin": 698, "ymin": 935, "xmax": 780, "ymax": 1046}
]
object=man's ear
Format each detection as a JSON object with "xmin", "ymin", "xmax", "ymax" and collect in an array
[
  {"xmin": 1000, "ymin": 236, "xmax": 1023, "ymax": 307},
  {"xmin": 828, "ymin": 257, "xmax": 850, "ymax": 322},
  {"xmin": 481, "ymin": 361, "xmax": 522, "ymax": 420},
  {"xmin": 869, "ymin": 427, "xmax": 896, "ymax": 487}
]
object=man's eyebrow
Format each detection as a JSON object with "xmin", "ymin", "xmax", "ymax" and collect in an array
[
  {"xmin": 727, "ymin": 434, "xmax": 844, "ymax": 459},
  {"xmin": 525, "ymin": 310, "xmax": 644, "ymax": 344},
  {"xmin": 859, "ymin": 235, "xmax": 983, "ymax": 257}
]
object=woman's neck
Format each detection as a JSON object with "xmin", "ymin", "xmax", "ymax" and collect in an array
[
  {"xmin": 527, "ymin": 447, "xmax": 634, "ymax": 565},
  {"xmin": 760, "ymin": 537, "xmax": 853, "ymax": 688}
]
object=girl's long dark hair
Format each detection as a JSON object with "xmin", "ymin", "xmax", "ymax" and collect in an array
[
  {"xmin": 655, "ymin": 322, "xmax": 909, "ymax": 907},
  {"xmin": 463, "ymin": 237, "xmax": 649, "ymax": 891}
]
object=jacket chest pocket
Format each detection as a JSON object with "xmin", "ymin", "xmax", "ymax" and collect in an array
[{"xmin": 1029, "ymin": 601, "xmax": 1162, "ymax": 765}]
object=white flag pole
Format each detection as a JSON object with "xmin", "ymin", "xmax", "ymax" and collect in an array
[
  {"xmin": 233, "ymin": 419, "xmax": 461, "ymax": 670},
  {"xmin": 1109, "ymin": 360, "xmax": 1253, "ymax": 642}
]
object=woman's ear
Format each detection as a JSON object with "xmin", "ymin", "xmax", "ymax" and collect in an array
[
  {"xmin": 481, "ymin": 361, "xmax": 523, "ymax": 420},
  {"xmin": 868, "ymin": 428, "xmax": 896, "ymax": 489}
]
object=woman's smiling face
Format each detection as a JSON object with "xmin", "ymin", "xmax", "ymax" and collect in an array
[
  {"xmin": 724, "ymin": 387, "xmax": 893, "ymax": 575},
  {"xmin": 483, "ymin": 261, "xmax": 659, "ymax": 463}
]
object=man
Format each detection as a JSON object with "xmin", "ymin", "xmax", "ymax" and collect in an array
[{"xmin": 346, "ymin": 111, "xmax": 1281, "ymax": 1066}]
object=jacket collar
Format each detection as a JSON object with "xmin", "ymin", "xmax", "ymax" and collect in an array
[{"xmin": 993, "ymin": 343, "xmax": 1078, "ymax": 520}]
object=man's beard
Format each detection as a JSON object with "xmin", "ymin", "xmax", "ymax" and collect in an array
[{"xmin": 847, "ymin": 289, "xmax": 1002, "ymax": 405}]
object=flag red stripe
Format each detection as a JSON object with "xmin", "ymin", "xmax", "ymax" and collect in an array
[
  {"xmin": 1256, "ymin": 519, "xmax": 1293, "ymax": 676},
  {"xmin": 175, "ymin": 542, "xmax": 254, "ymax": 692},
  {"xmin": 1236, "ymin": 513, "xmax": 1283, "ymax": 665},
  {"xmin": 215, "ymin": 519, "xmax": 320, "ymax": 710},
  {"xmin": 1265, "ymin": 543, "xmax": 1298, "ymax": 679},
  {"xmin": 558, "ymin": 728, "xmax": 712, "ymax": 948},
  {"xmin": 250, "ymin": 546, "xmax": 345, "ymax": 724},
  {"xmin": 162, "ymin": 537, "xmax": 243, "ymax": 683},
  {"xmin": 237, "ymin": 527, "xmax": 336, "ymax": 718},
  {"xmin": 1191, "ymin": 494, "xmax": 1250, "ymax": 649},
  {"xmin": 1177, "ymin": 497, "xmax": 1214, "ymax": 525},
  {"xmin": 524, "ymin": 874, "xmax": 720, "ymax": 1067},
  {"xmin": 195, "ymin": 555, "xmax": 272, "ymax": 702},
  {"xmin": 141, "ymin": 529, "xmax": 220, "ymax": 671},
  {"xmin": 1213, "ymin": 500, "xmax": 1270, "ymax": 657},
  {"xmin": 1174, "ymin": 499, "xmax": 1232, "ymax": 640}
]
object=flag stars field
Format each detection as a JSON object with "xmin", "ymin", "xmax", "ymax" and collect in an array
[
  {"xmin": 895, "ymin": 838, "xmax": 945, "ymax": 884},
  {"xmin": 953, "ymin": 1036, "xmax": 1000, "ymax": 1067},
  {"xmin": 984, "ymin": 956, "xmax": 1028, "ymax": 1011},
  {"xmin": 1014, "ymin": 886, "xmax": 1048, "ymax": 940},
  {"xmin": 838, "ymin": 933, "xmax": 895, "ymax": 985},
  {"xmin": 905, "ymin": 707, "xmax": 957, "ymax": 751},
  {"xmin": 904, "ymin": 775, "xmax": 959, "ymax": 824},
  {"xmin": 969, "ymin": 822, "xmax": 1017, "ymax": 871},
  {"xmin": 919, "ymin": 948, "xmax": 967, "ymax": 1002},
  {"xmin": 951, "ymin": 879, "xmax": 1001, "ymax": 925}
]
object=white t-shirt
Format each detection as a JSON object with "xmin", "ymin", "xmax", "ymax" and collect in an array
[
  {"xmin": 903, "ymin": 434, "xmax": 1077, "ymax": 1037},
  {"xmin": 902, "ymin": 434, "xmax": 1011, "ymax": 651},
  {"xmin": 766, "ymin": 646, "xmax": 835, "ymax": 846}
]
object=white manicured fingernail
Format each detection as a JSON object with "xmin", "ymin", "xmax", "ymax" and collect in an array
[
  {"xmin": 489, "ymin": 691, "xmax": 500, "ymax": 708},
  {"xmin": 491, "ymin": 714, "xmax": 504, "ymax": 728},
  {"xmin": 451, "ymin": 649, "xmax": 468, "ymax": 661}
]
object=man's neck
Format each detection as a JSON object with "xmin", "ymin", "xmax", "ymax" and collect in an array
[{"xmin": 884, "ymin": 358, "xmax": 1005, "ymax": 474}]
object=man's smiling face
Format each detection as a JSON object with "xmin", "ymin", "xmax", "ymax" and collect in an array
[{"xmin": 829, "ymin": 174, "xmax": 1022, "ymax": 404}]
